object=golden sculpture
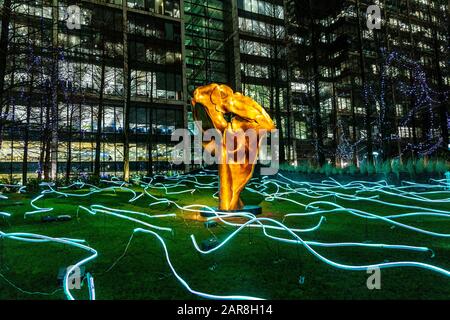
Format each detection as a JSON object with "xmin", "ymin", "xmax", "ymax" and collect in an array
[{"xmin": 192, "ymin": 84, "xmax": 275, "ymax": 211}]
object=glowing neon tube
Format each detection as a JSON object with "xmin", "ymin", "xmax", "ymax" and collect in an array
[
  {"xmin": 134, "ymin": 228, "xmax": 264, "ymax": 300},
  {"xmin": 0, "ymin": 231, "xmax": 97, "ymax": 300}
]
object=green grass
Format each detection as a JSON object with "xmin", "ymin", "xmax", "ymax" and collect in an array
[{"xmin": 0, "ymin": 177, "xmax": 449, "ymax": 300}]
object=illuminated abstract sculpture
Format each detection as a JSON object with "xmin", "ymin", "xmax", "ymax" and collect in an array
[{"xmin": 191, "ymin": 84, "xmax": 275, "ymax": 211}]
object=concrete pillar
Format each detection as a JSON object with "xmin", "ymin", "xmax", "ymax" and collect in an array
[{"xmin": 229, "ymin": 0, "xmax": 241, "ymax": 92}]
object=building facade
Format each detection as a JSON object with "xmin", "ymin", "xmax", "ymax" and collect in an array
[
  {"xmin": 0, "ymin": 0, "xmax": 185, "ymax": 181},
  {"xmin": 0, "ymin": 0, "xmax": 448, "ymax": 181},
  {"xmin": 287, "ymin": 0, "xmax": 450, "ymax": 166}
]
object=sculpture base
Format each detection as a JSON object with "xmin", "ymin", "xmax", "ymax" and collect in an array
[{"xmin": 200, "ymin": 205, "xmax": 262, "ymax": 218}]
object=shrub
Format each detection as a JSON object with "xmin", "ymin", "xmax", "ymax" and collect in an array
[
  {"xmin": 25, "ymin": 178, "xmax": 40, "ymax": 193},
  {"xmin": 382, "ymin": 160, "xmax": 392, "ymax": 176},
  {"xmin": 277, "ymin": 157, "xmax": 448, "ymax": 177},
  {"xmin": 348, "ymin": 164, "xmax": 358, "ymax": 175},
  {"xmin": 425, "ymin": 159, "xmax": 435, "ymax": 174},
  {"xmin": 321, "ymin": 163, "xmax": 333, "ymax": 176},
  {"xmin": 359, "ymin": 160, "xmax": 368, "ymax": 175},
  {"xmin": 415, "ymin": 158, "xmax": 425, "ymax": 174},
  {"xmin": 0, "ymin": 177, "xmax": 11, "ymax": 186},
  {"xmin": 359, "ymin": 160, "xmax": 375, "ymax": 175},
  {"xmin": 375, "ymin": 161, "xmax": 383, "ymax": 174},
  {"xmin": 367, "ymin": 162, "xmax": 375, "ymax": 175},
  {"xmin": 406, "ymin": 159, "xmax": 415, "ymax": 177},
  {"xmin": 391, "ymin": 159, "xmax": 400, "ymax": 178},
  {"xmin": 298, "ymin": 162, "xmax": 308, "ymax": 173},
  {"xmin": 435, "ymin": 160, "xmax": 448, "ymax": 174}
]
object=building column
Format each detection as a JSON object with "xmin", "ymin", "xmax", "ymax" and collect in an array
[
  {"xmin": 229, "ymin": 0, "xmax": 241, "ymax": 92},
  {"xmin": 179, "ymin": 0, "xmax": 190, "ymax": 173}
]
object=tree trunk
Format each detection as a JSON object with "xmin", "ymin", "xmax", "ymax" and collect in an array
[
  {"xmin": 428, "ymin": 3, "xmax": 449, "ymax": 151},
  {"xmin": 122, "ymin": 3, "xmax": 130, "ymax": 181},
  {"xmin": 0, "ymin": 0, "xmax": 11, "ymax": 148},
  {"xmin": 272, "ymin": 20, "xmax": 285, "ymax": 163},
  {"xmin": 308, "ymin": 0, "xmax": 325, "ymax": 166},
  {"xmin": 49, "ymin": 0, "xmax": 59, "ymax": 180},
  {"xmin": 22, "ymin": 72, "xmax": 34, "ymax": 185},
  {"xmin": 94, "ymin": 56, "xmax": 106, "ymax": 181},
  {"xmin": 329, "ymin": 37, "xmax": 338, "ymax": 166},
  {"xmin": 66, "ymin": 109, "xmax": 73, "ymax": 182},
  {"xmin": 356, "ymin": 0, "xmax": 373, "ymax": 165},
  {"xmin": 43, "ymin": 97, "xmax": 52, "ymax": 180},
  {"xmin": 66, "ymin": 136, "xmax": 72, "ymax": 182},
  {"xmin": 406, "ymin": 0, "xmax": 417, "ymax": 161},
  {"xmin": 147, "ymin": 56, "xmax": 154, "ymax": 177},
  {"xmin": 350, "ymin": 78, "xmax": 358, "ymax": 165},
  {"xmin": 123, "ymin": 68, "xmax": 131, "ymax": 182}
]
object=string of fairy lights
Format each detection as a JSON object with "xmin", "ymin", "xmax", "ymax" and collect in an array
[
  {"xmin": 0, "ymin": 170, "xmax": 449, "ymax": 300},
  {"xmin": 335, "ymin": 49, "xmax": 448, "ymax": 161}
]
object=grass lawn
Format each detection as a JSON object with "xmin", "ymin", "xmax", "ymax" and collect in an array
[{"xmin": 0, "ymin": 174, "xmax": 449, "ymax": 300}]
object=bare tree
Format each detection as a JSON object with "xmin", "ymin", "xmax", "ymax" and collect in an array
[
  {"xmin": 90, "ymin": 7, "xmax": 117, "ymax": 181},
  {"xmin": 0, "ymin": 0, "xmax": 12, "ymax": 147}
]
